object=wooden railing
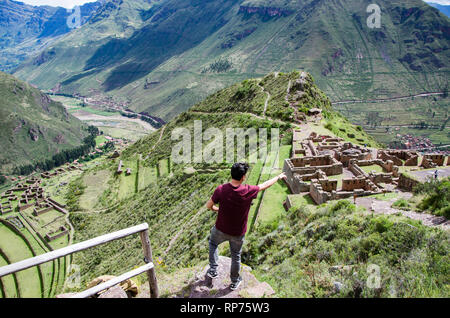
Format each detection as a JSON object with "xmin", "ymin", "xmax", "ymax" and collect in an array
[{"xmin": 0, "ymin": 223, "xmax": 159, "ymax": 298}]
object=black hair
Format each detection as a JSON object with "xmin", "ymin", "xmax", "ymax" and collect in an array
[{"xmin": 231, "ymin": 162, "xmax": 249, "ymax": 181}]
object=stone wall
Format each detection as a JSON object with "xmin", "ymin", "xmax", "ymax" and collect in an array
[
  {"xmin": 33, "ymin": 206, "xmax": 53, "ymax": 216},
  {"xmin": 370, "ymin": 173, "xmax": 394, "ymax": 185},
  {"xmin": 309, "ymin": 180, "xmax": 331, "ymax": 204},
  {"xmin": 423, "ymin": 154, "xmax": 446, "ymax": 166},
  {"xmin": 291, "ymin": 175, "xmax": 310, "ymax": 193},
  {"xmin": 348, "ymin": 160, "xmax": 368, "ymax": 177},
  {"xmin": 405, "ymin": 155, "xmax": 418, "ymax": 166},
  {"xmin": 289, "ymin": 155, "xmax": 334, "ymax": 167},
  {"xmin": 342, "ymin": 178, "xmax": 378, "ymax": 192},
  {"xmin": 319, "ymin": 179, "xmax": 337, "ymax": 192},
  {"xmin": 45, "ymin": 226, "xmax": 68, "ymax": 242},
  {"xmin": 398, "ymin": 173, "xmax": 420, "ymax": 191},
  {"xmin": 378, "ymin": 151, "xmax": 403, "ymax": 166},
  {"xmin": 421, "ymin": 157, "xmax": 437, "ymax": 169}
]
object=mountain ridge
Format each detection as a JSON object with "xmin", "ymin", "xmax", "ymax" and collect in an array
[
  {"xmin": 0, "ymin": 0, "xmax": 102, "ymax": 72},
  {"xmin": 12, "ymin": 0, "xmax": 449, "ymax": 131},
  {"xmin": 0, "ymin": 71, "xmax": 89, "ymax": 174}
]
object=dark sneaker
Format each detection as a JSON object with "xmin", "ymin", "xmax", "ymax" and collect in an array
[
  {"xmin": 230, "ymin": 277, "xmax": 242, "ymax": 290},
  {"xmin": 207, "ymin": 269, "xmax": 218, "ymax": 279}
]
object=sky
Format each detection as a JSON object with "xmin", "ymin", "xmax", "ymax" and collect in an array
[
  {"xmin": 17, "ymin": 0, "xmax": 450, "ymax": 9},
  {"xmin": 424, "ymin": 0, "xmax": 450, "ymax": 4},
  {"xmin": 18, "ymin": 0, "xmax": 100, "ymax": 9}
]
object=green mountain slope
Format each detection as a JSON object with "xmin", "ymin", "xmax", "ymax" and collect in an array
[
  {"xmin": 13, "ymin": 0, "xmax": 450, "ymax": 129},
  {"xmin": 0, "ymin": 0, "xmax": 101, "ymax": 73},
  {"xmin": 55, "ymin": 70, "xmax": 449, "ymax": 298},
  {"xmin": 0, "ymin": 71, "xmax": 88, "ymax": 174}
]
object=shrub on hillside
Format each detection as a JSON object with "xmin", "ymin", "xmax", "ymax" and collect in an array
[
  {"xmin": 232, "ymin": 80, "xmax": 257, "ymax": 101},
  {"xmin": 414, "ymin": 178, "xmax": 450, "ymax": 218},
  {"xmin": 242, "ymin": 200, "xmax": 448, "ymax": 297},
  {"xmin": 392, "ymin": 198, "xmax": 411, "ymax": 210}
]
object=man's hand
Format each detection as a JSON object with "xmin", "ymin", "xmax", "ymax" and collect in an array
[
  {"xmin": 278, "ymin": 173, "xmax": 287, "ymax": 181},
  {"xmin": 206, "ymin": 199, "xmax": 219, "ymax": 212},
  {"xmin": 258, "ymin": 172, "xmax": 287, "ymax": 191}
]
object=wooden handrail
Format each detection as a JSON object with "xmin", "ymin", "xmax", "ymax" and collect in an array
[
  {"xmin": 0, "ymin": 223, "xmax": 159, "ymax": 298},
  {"xmin": 72, "ymin": 263, "xmax": 154, "ymax": 298}
]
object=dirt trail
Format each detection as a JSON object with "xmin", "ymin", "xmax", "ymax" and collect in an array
[
  {"xmin": 144, "ymin": 125, "xmax": 167, "ymax": 160},
  {"xmin": 258, "ymin": 81, "xmax": 271, "ymax": 117},
  {"xmin": 332, "ymin": 91, "xmax": 447, "ymax": 105},
  {"xmin": 355, "ymin": 193, "xmax": 449, "ymax": 230},
  {"xmin": 190, "ymin": 110, "xmax": 301, "ymax": 128}
]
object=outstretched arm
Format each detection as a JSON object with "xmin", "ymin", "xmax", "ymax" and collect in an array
[
  {"xmin": 258, "ymin": 173, "xmax": 287, "ymax": 191},
  {"xmin": 206, "ymin": 199, "xmax": 219, "ymax": 212}
]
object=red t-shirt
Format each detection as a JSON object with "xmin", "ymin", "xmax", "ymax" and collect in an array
[{"xmin": 211, "ymin": 183, "xmax": 260, "ymax": 236}]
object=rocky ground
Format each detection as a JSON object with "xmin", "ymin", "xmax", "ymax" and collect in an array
[
  {"xmin": 138, "ymin": 256, "xmax": 275, "ymax": 299},
  {"xmin": 355, "ymin": 191, "xmax": 449, "ymax": 230}
]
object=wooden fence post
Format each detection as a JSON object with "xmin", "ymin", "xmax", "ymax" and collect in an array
[{"xmin": 139, "ymin": 229, "xmax": 159, "ymax": 298}]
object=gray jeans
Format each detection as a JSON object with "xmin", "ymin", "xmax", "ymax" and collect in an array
[{"xmin": 209, "ymin": 226, "xmax": 245, "ymax": 283}]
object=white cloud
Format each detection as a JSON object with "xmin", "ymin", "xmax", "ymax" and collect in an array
[
  {"xmin": 19, "ymin": 0, "xmax": 100, "ymax": 9},
  {"xmin": 424, "ymin": 0, "xmax": 450, "ymax": 5}
]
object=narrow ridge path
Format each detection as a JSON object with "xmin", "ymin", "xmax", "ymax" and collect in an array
[{"xmin": 258, "ymin": 81, "xmax": 271, "ymax": 118}]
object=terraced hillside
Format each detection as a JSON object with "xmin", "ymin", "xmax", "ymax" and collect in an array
[
  {"xmin": 13, "ymin": 0, "xmax": 450, "ymax": 140},
  {"xmin": 48, "ymin": 71, "xmax": 448, "ymax": 298},
  {"xmin": 0, "ymin": 72, "xmax": 89, "ymax": 175},
  {"xmin": 0, "ymin": 181, "xmax": 71, "ymax": 298}
]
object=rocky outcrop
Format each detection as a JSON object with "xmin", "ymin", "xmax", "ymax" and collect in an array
[
  {"xmin": 221, "ymin": 27, "xmax": 257, "ymax": 49},
  {"xmin": 53, "ymin": 134, "xmax": 65, "ymax": 144},
  {"xmin": 239, "ymin": 6, "xmax": 294, "ymax": 18},
  {"xmin": 176, "ymin": 256, "xmax": 275, "ymax": 298},
  {"xmin": 28, "ymin": 127, "xmax": 39, "ymax": 141}
]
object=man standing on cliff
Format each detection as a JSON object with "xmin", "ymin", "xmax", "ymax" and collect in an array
[{"xmin": 205, "ymin": 162, "xmax": 286, "ymax": 290}]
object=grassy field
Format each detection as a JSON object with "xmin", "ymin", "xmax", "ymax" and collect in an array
[
  {"xmin": 12, "ymin": 217, "xmax": 57, "ymax": 297},
  {"xmin": 95, "ymin": 136, "xmax": 108, "ymax": 146},
  {"xmin": 139, "ymin": 165, "xmax": 158, "ymax": 191},
  {"xmin": 360, "ymin": 165, "xmax": 384, "ymax": 174},
  {"xmin": 257, "ymin": 145, "xmax": 292, "ymax": 227},
  {"xmin": 287, "ymin": 193, "xmax": 315, "ymax": 209},
  {"xmin": 159, "ymin": 159, "xmax": 170, "ymax": 178},
  {"xmin": 0, "ymin": 252, "xmax": 19, "ymax": 297},
  {"xmin": 118, "ymin": 160, "xmax": 138, "ymax": 200},
  {"xmin": 0, "ymin": 223, "xmax": 42, "ymax": 298},
  {"xmin": 79, "ymin": 169, "xmax": 111, "ymax": 210},
  {"xmin": 96, "ymin": 126, "xmax": 149, "ymax": 141}
]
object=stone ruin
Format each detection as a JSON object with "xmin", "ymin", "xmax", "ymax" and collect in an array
[
  {"xmin": 6, "ymin": 216, "xmax": 24, "ymax": 229},
  {"xmin": 0, "ymin": 201, "xmax": 13, "ymax": 215},
  {"xmin": 378, "ymin": 150, "xmax": 419, "ymax": 167},
  {"xmin": 0, "ymin": 172, "xmax": 72, "ymax": 244},
  {"xmin": 421, "ymin": 154, "xmax": 447, "ymax": 169},
  {"xmin": 41, "ymin": 163, "xmax": 82, "ymax": 179},
  {"xmin": 283, "ymin": 130, "xmax": 448, "ymax": 205},
  {"xmin": 33, "ymin": 201, "xmax": 53, "ymax": 216},
  {"xmin": 117, "ymin": 160, "xmax": 123, "ymax": 174},
  {"xmin": 45, "ymin": 226, "xmax": 68, "ymax": 242}
]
